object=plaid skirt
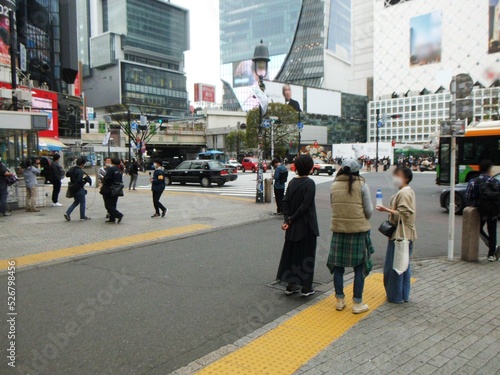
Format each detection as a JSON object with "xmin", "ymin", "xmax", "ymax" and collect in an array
[{"xmin": 327, "ymin": 231, "xmax": 374, "ymax": 273}]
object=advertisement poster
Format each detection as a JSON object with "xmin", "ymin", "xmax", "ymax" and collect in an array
[
  {"xmin": 32, "ymin": 97, "xmax": 54, "ymax": 131},
  {"xmin": 410, "ymin": 11, "xmax": 442, "ymax": 66},
  {"xmin": 194, "ymin": 83, "xmax": 216, "ymax": 102},
  {"xmin": 299, "ymin": 144, "xmax": 333, "ymax": 161},
  {"xmin": 0, "ymin": 0, "xmax": 15, "ymax": 67},
  {"xmin": 233, "ymin": 59, "xmax": 257, "ymax": 87},
  {"xmin": 489, "ymin": 0, "xmax": 500, "ymax": 54}
]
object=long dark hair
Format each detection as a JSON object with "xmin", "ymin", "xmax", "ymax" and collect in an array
[{"xmin": 336, "ymin": 167, "xmax": 364, "ymax": 194}]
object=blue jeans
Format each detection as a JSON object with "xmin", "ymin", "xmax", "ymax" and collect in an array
[
  {"xmin": 0, "ymin": 184, "xmax": 7, "ymax": 214},
  {"xmin": 383, "ymin": 240, "xmax": 413, "ymax": 303},
  {"xmin": 333, "ymin": 264, "xmax": 365, "ymax": 303},
  {"xmin": 65, "ymin": 189, "xmax": 86, "ymax": 219}
]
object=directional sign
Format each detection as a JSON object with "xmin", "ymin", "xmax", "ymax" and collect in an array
[
  {"xmin": 381, "ymin": 114, "xmax": 387, "ymax": 124},
  {"xmin": 297, "ymin": 121, "xmax": 304, "ymax": 130},
  {"xmin": 377, "ymin": 120, "xmax": 384, "ymax": 128},
  {"xmin": 131, "ymin": 121, "xmax": 138, "ymax": 131},
  {"xmin": 456, "ymin": 99, "xmax": 474, "ymax": 119},
  {"xmin": 454, "ymin": 74, "xmax": 474, "ymax": 100},
  {"xmin": 262, "ymin": 119, "xmax": 271, "ymax": 128}
]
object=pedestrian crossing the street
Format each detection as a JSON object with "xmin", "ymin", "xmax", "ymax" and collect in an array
[{"xmin": 136, "ymin": 173, "xmax": 336, "ymax": 198}]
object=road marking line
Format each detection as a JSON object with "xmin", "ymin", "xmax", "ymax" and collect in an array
[
  {"xmin": 0, "ymin": 224, "xmax": 213, "ymax": 271},
  {"xmin": 197, "ymin": 273, "xmax": 413, "ymax": 375}
]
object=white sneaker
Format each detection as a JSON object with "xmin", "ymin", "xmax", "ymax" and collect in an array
[
  {"xmin": 488, "ymin": 256, "xmax": 495, "ymax": 262},
  {"xmin": 52, "ymin": 202, "xmax": 63, "ymax": 207},
  {"xmin": 352, "ymin": 302, "xmax": 369, "ymax": 314},
  {"xmin": 336, "ymin": 298, "xmax": 346, "ymax": 311}
]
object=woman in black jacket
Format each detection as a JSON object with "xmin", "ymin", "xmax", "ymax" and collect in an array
[
  {"xmin": 101, "ymin": 158, "xmax": 124, "ymax": 224},
  {"xmin": 276, "ymin": 155, "xmax": 319, "ymax": 297}
]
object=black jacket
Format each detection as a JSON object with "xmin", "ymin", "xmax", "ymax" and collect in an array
[
  {"xmin": 67, "ymin": 167, "xmax": 91, "ymax": 192},
  {"xmin": 129, "ymin": 162, "xmax": 139, "ymax": 175},
  {"xmin": 101, "ymin": 166, "xmax": 123, "ymax": 196},
  {"xmin": 286, "ymin": 99, "xmax": 302, "ymax": 113},
  {"xmin": 282, "ymin": 177, "xmax": 319, "ymax": 241}
]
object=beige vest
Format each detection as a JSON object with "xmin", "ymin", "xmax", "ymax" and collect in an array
[{"xmin": 330, "ymin": 176, "xmax": 371, "ymax": 233}]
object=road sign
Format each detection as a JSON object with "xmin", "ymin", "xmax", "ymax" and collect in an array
[
  {"xmin": 377, "ymin": 120, "xmax": 384, "ymax": 128},
  {"xmin": 440, "ymin": 120, "xmax": 465, "ymax": 136},
  {"xmin": 297, "ymin": 121, "xmax": 304, "ymax": 130},
  {"xmin": 454, "ymin": 74, "xmax": 474, "ymax": 99},
  {"xmin": 262, "ymin": 119, "xmax": 271, "ymax": 128},
  {"xmin": 131, "ymin": 121, "xmax": 138, "ymax": 131},
  {"xmin": 456, "ymin": 99, "xmax": 474, "ymax": 119},
  {"xmin": 140, "ymin": 115, "xmax": 148, "ymax": 126},
  {"xmin": 381, "ymin": 114, "xmax": 387, "ymax": 124}
]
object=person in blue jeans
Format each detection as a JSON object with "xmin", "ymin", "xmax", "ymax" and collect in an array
[
  {"xmin": 271, "ymin": 159, "xmax": 288, "ymax": 215},
  {"xmin": 64, "ymin": 158, "xmax": 92, "ymax": 222},
  {"xmin": 377, "ymin": 167, "xmax": 417, "ymax": 303}
]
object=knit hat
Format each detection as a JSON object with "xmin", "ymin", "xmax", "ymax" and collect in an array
[{"xmin": 341, "ymin": 158, "xmax": 361, "ymax": 173}]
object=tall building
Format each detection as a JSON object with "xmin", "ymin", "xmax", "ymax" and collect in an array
[
  {"xmin": 80, "ymin": 0, "xmax": 190, "ymax": 117},
  {"xmin": 220, "ymin": 0, "xmax": 374, "ymax": 109}
]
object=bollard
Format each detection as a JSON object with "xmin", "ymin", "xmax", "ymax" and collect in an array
[
  {"xmin": 461, "ymin": 207, "xmax": 480, "ymax": 262},
  {"xmin": 264, "ymin": 178, "xmax": 272, "ymax": 203}
]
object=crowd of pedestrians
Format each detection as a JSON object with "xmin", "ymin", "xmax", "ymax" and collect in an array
[{"xmin": 275, "ymin": 154, "xmax": 418, "ymax": 312}]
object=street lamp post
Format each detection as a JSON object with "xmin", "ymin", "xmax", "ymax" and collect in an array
[
  {"xmin": 375, "ymin": 109, "xmax": 380, "ymax": 172},
  {"xmin": 252, "ymin": 40, "xmax": 270, "ymax": 204}
]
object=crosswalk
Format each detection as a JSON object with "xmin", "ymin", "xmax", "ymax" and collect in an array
[{"xmin": 136, "ymin": 173, "xmax": 336, "ymax": 198}]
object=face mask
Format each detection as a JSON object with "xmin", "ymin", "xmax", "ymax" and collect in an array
[
  {"xmin": 106, "ymin": 163, "xmax": 112, "ymax": 167},
  {"xmin": 392, "ymin": 176, "xmax": 404, "ymax": 188},
  {"xmin": 154, "ymin": 164, "xmax": 159, "ymax": 169}
]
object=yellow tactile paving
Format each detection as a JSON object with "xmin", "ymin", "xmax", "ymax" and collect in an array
[
  {"xmin": 198, "ymin": 273, "xmax": 413, "ymax": 375},
  {"xmin": 0, "ymin": 223, "xmax": 213, "ymax": 270}
]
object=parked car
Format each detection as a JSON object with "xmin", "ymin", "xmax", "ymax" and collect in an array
[
  {"xmin": 241, "ymin": 157, "xmax": 267, "ymax": 173},
  {"xmin": 164, "ymin": 160, "xmax": 237, "ymax": 187},
  {"xmin": 290, "ymin": 159, "xmax": 336, "ymax": 176},
  {"xmin": 225, "ymin": 160, "xmax": 242, "ymax": 171},
  {"xmin": 439, "ymin": 173, "xmax": 500, "ymax": 215}
]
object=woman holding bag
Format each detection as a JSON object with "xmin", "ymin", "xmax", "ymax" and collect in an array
[{"xmin": 376, "ymin": 167, "xmax": 417, "ymax": 304}]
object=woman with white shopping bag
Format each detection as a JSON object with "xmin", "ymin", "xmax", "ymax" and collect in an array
[{"xmin": 376, "ymin": 167, "xmax": 417, "ymax": 303}]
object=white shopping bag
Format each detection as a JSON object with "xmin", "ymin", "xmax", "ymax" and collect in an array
[{"xmin": 393, "ymin": 218, "xmax": 409, "ymax": 275}]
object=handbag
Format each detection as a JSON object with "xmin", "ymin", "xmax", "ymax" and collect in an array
[
  {"xmin": 378, "ymin": 220, "xmax": 396, "ymax": 238},
  {"xmin": 110, "ymin": 182, "xmax": 125, "ymax": 197},
  {"xmin": 5, "ymin": 174, "xmax": 18, "ymax": 186},
  {"xmin": 66, "ymin": 188, "xmax": 74, "ymax": 199},
  {"xmin": 393, "ymin": 218, "xmax": 410, "ymax": 275}
]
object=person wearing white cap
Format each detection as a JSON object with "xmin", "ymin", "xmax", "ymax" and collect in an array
[{"xmin": 327, "ymin": 158, "xmax": 374, "ymax": 314}]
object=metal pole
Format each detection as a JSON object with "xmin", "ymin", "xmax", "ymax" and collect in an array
[
  {"xmin": 271, "ymin": 120, "xmax": 274, "ymax": 160},
  {"xmin": 128, "ymin": 110, "xmax": 132, "ymax": 162},
  {"xmin": 448, "ymin": 76, "xmax": 457, "ymax": 261},
  {"xmin": 375, "ymin": 109, "xmax": 380, "ymax": 172},
  {"xmin": 297, "ymin": 112, "xmax": 301, "ymax": 156},
  {"xmin": 256, "ymin": 97, "xmax": 264, "ymax": 203},
  {"xmin": 9, "ymin": 10, "xmax": 18, "ymax": 111}
]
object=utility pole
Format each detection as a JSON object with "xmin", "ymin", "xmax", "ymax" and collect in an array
[
  {"xmin": 448, "ymin": 76, "xmax": 457, "ymax": 261},
  {"xmin": 9, "ymin": 10, "xmax": 18, "ymax": 111},
  {"xmin": 375, "ymin": 109, "xmax": 380, "ymax": 172},
  {"xmin": 127, "ymin": 109, "xmax": 132, "ymax": 162}
]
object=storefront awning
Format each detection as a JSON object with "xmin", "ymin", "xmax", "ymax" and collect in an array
[{"xmin": 39, "ymin": 137, "xmax": 68, "ymax": 151}]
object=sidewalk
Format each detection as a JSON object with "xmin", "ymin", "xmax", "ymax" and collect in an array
[
  {"xmin": 0, "ymin": 186, "xmax": 271, "ymax": 262},
  {"xmin": 174, "ymin": 258, "xmax": 500, "ymax": 375}
]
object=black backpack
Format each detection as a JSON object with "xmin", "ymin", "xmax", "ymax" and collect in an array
[{"xmin": 477, "ymin": 179, "xmax": 500, "ymax": 219}]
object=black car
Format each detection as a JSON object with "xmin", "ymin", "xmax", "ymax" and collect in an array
[
  {"xmin": 164, "ymin": 160, "xmax": 237, "ymax": 187},
  {"xmin": 440, "ymin": 173, "xmax": 500, "ymax": 215}
]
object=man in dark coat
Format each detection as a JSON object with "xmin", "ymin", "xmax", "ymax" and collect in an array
[
  {"xmin": 283, "ymin": 84, "xmax": 302, "ymax": 112},
  {"xmin": 101, "ymin": 158, "xmax": 124, "ymax": 224}
]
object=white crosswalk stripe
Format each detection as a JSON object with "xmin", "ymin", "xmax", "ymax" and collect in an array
[{"xmin": 136, "ymin": 173, "xmax": 336, "ymax": 198}]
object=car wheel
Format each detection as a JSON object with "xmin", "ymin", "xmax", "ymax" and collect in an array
[
  {"xmin": 328, "ymin": 170, "xmax": 334, "ymax": 176},
  {"xmin": 217, "ymin": 181, "xmax": 225, "ymax": 187},
  {"xmin": 252, "ymin": 167, "xmax": 256, "ymax": 173},
  {"xmin": 165, "ymin": 176, "xmax": 172, "ymax": 186},
  {"xmin": 445, "ymin": 193, "xmax": 465, "ymax": 215},
  {"xmin": 201, "ymin": 177, "xmax": 211, "ymax": 187},
  {"xmin": 313, "ymin": 169, "xmax": 320, "ymax": 176}
]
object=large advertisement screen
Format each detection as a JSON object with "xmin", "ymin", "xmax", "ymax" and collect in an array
[
  {"xmin": 410, "ymin": 11, "xmax": 442, "ymax": 67},
  {"xmin": 489, "ymin": 0, "xmax": 500, "ymax": 54},
  {"xmin": 0, "ymin": 0, "xmax": 15, "ymax": 67},
  {"xmin": 233, "ymin": 60, "xmax": 259, "ymax": 88}
]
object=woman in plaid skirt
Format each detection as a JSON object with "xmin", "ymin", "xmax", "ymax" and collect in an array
[
  {"xmin": 276, "ymin": 155, "xmax": 319, "ymax": 297},
  {"xmin": 327, "ymin": 159, "xmax": 374, "ymax": 314}
]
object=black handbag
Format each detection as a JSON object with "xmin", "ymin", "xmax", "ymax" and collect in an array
[
  {"xmin": 110, "ymin": 182, "xmax": 125, "ymax": 197},
  {"xmin": 378, "ymin": 220, "xmax": 396, "ymax": 238}
]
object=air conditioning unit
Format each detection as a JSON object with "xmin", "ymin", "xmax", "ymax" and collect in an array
[
  {"xmin": 15, "ymin": 89, "xmax": 32, "ymax": 102},
  {"xmin": 0, "ymin": 88, "xmax": 12, "ymax": 99}
]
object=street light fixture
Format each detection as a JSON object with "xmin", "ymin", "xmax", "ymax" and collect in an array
[{"xmin": 252, "ymin": 40, "xmax": 270, "ymax": 203}]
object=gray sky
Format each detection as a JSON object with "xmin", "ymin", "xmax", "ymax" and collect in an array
[{"xmin": 170, "ymin": 0, "xmax": 222, "ymax": 104}]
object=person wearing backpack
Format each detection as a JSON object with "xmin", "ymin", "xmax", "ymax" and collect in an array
[
  {"xmin": 150, "ymin": 159, "xmax": 167, "ymax": 218},
  {"xmin": 466, "ymin": 159, "xmax": 500, "ymax": 262},
  {"xmin": 271, "ymin": 158, "xmax": 288, "ymax": 215},
  {"xmin": 64, "ymin": 158, "xmax": 92, "ymax": 222},
  {"xmin": 0, "ymin": 160, "xmax": 14, "ymax": 217}
]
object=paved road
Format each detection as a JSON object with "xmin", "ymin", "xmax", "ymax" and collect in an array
[{"xmin": 0, "ymin": 172, "xmax": 464, "ymax": 374}]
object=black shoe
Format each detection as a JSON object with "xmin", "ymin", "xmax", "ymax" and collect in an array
[
  {"xmin": 301, "ymin": 288, "xmax": 315, "ymax": 297},
  {"xmin": 64, "ymin": 213, "xmax": 70, "ymax": 221},
  {"xmin": 117, "ymin": 214, "xmax": 123, "ymax": 224},
  {"xmin": 151, "ymin": 213, "xmax": 160, "ymax": 218},
  {"xmin": 162, "ymin": 209, "xmax": 168, "ymax": 218},
  {"xmin": 285, "ymin": 284, "xmax": 301, "ymax": 295},
  {"xmin": 80, "ymin": 217, "xmax": 91, "ymax": 221},
  {"xmin": 105, "ymin": 220, "xmax": 115, "ymax": 224},
  {"xmin": 106, "ymin": 213, "xmax": 110, "ymax": 219}
]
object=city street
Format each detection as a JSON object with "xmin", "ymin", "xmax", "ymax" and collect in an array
[{"xmin": 0, "ymin": 171, "xmax": 473, "ymax": 374}]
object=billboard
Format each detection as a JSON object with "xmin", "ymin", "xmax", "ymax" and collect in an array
[
  {"xmin": 232, "ymin": 59, "xmax": 259, "ymax": 87},
  {"xmin": 306, "ymin": 88, "xmax": 341, "ymax": 117},
  {"xmin": 331, "ymin": 143, "xmax": 394, "ymax": 160},
  {"xmin": 264, "ymin": 81, "xmax": 304, "ymax": 111},
  {"xmin": 194, "ymin": 83, "xmax": 216, "ymax": 103},
  {"xmin": 0, "ymin": 0, "xmax": 15, "ymax": 67},
  {"xmin": 489, "ymin": 0, "xmax": 500, "ymax": 54},
  {"xmin": 410, "ymin": 11, "xmax": 442, "ymax": 66}
]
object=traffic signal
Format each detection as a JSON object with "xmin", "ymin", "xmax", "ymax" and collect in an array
[
  {"xmin": 391, "ymin": 140, "xmax": 396, "ymax": 147},
  {"xmin": 391, "ymin": 114, "xmax": 401, "ymax": 119}
]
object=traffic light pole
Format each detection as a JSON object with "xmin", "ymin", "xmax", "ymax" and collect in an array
[
  {"xmin": 375, "ymin": 109, "xmax": 380, "ymax": 173},
  {"xmin": 127, "ymin": 110, "xmax": 132, "ymax": 162},
  {"xmin": 448, "ymin": 76, "xmax": 457, "ymax": 261}
]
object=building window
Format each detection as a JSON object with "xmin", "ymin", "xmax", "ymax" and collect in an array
[{"xmin": 327, "ymin": 0, "xmax": 352, "ymax": 62}]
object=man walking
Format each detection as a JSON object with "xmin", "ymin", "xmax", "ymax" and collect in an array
[
  {"xmin": 150, "ymin": 159, "xmax": 167, "ymax": 218},
  {"xmin": 466, "ymin": 159, "xmax": 500, "ymax": 261},
  {"xmin": 129, "ymin": 158, "xmax": 139, "ymax": 191},
  {"xmin": 0, "ymin": 160, "xmax": 13, "ymax": 217},
  {"xmin": 23, "ymin": 158, "xmax": 41, "ymax": 212},
  {"xmin": 271, "ymin": 159, "xmax": 288, "ymax": 215},
  {"xmin": 64, "ymin": 158, "xmax": 92, "ymax": 221},
  {"xmin": 101, "ymin": 158, "xmax": 124, "ymax": 224},
  {"xmin": 50, "ymin": 154, "xmax": 65, "ymax": 207}
]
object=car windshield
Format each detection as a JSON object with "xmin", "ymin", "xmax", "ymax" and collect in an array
[{"xmin": 207, "ymin": 161, "xmax": 224, "ymax": 169}]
